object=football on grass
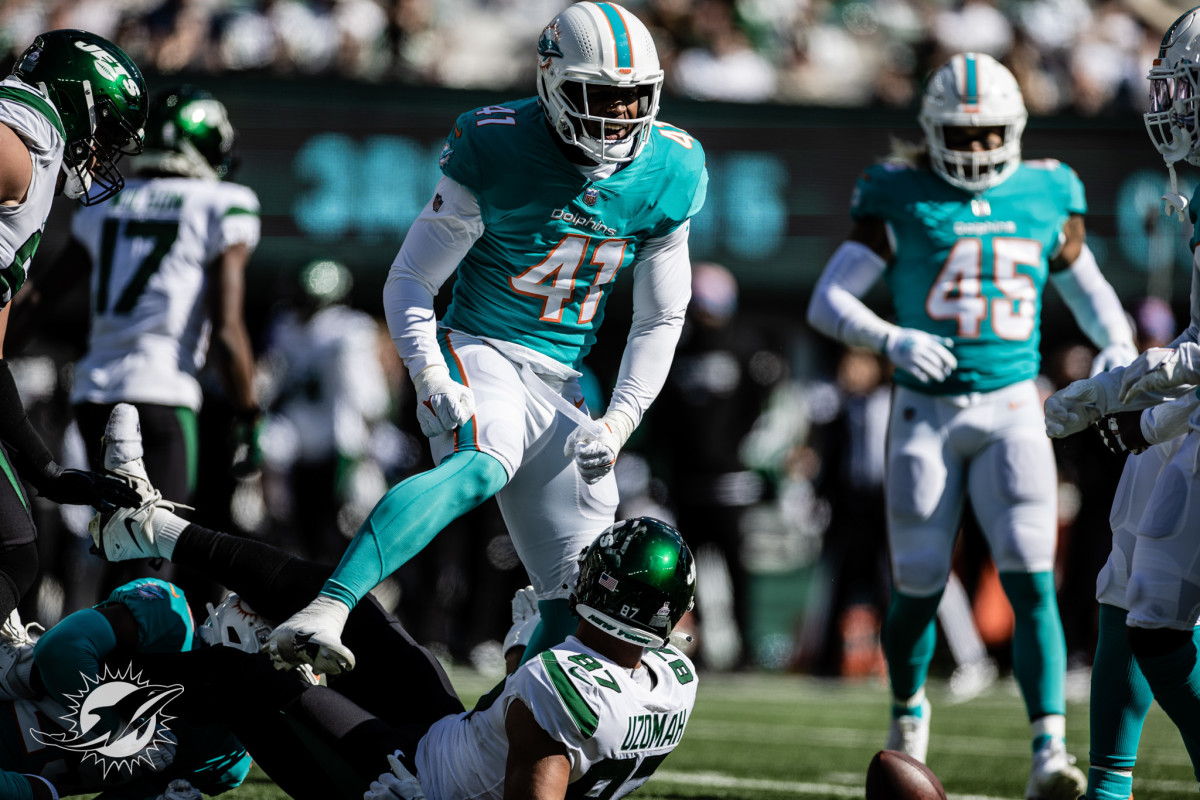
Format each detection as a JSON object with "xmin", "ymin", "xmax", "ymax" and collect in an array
[{"xmin": 865, "ymin": 750, "xmax": 948, "ymax": 800}]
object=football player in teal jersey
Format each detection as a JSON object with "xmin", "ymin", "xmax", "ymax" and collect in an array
[
  {"xmin": 0, "ymin": 574, "xmax": 252, "ymax": 800},
  {"xmin": 260, "ymin": 1, "xmax": 707, "ymax": 677},
  {"xmin": 807, "ymin": 52, "xmax": 1138, "ymax": 799},
  {"xmin": 0, "ymin": 30, "xmax": 145, "ymax": 650},
  {"xmin": 1044, "ymin": 7, "xmax": 1200, "ymax": 798}
]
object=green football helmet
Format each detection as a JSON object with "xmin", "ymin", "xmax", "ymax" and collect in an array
[
  {"xmin": 140, "ymin": 85, "xmax": 236, "ymax": 180},
  {"xmin": 10, "ymin": 29, "xmax": 147, "ymax": 205},
  {"xmin": 572, "ymin": 517, "xmax": 696, "ymax": 648},
  {"xmin": 299, "ymin": 259, "xmax": 353, "ymax": 310}
]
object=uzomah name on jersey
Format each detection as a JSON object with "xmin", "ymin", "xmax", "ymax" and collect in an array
[
  {"xmin": 550, "ymin": 208, "xmax": 617, "ymax": 236},
  {"xmin": 620, "ymin": 709, "xmax": 688, "ymax": 751}
]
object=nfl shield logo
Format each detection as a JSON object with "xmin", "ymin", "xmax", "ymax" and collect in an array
[
  {"xmin": 432, "ymin": 193, "xmax": 443, "ymax": 212},
  {"xmin": 584, "ymin": 188, "xmax": 599, "ymax": 207},
  {"xmin": 599, "ymin": 572, "xmax": 619, "ymax": 591}
]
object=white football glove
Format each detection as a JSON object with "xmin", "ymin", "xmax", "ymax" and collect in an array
[
  {"xmin": 156, "ymin": 778, "xmax": 202, "ymax": 800},
  {"xmin": 364, "ymin": 751, "xmax": 425, "ymax": 800},
  {"xmin": 564, "ymin": 409, "xmax": 634, "ymax": 485},
  {"xmin": 411, "ymin": 365, "xmax": 475, "ymax": 438},
  {"xmin": 1044, "ymin": 378, "xmax": 1104, "ymax": 438},
  {"xmin": 1090, "ymin": 341, "xmax": 1139, "ymax": 377},
  {"xmin": 883, "ymin": 328, "xmax": 956, "ymax": 384},
  {"xmin": 1119, "ymin": 345, "xmax": 1200, "ymax": 404},
  {"xmin": 503, "ymin": 585, "xmax": 541, "ymax": 657}
]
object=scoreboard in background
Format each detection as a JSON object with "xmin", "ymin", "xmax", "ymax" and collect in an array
[{"xmin": 37, "ymin": 75, "xmax": 1194, "ymax": 320}]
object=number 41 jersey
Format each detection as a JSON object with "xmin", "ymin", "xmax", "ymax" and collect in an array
[
  {"xmin": 852, "ymin": 159, "xmax": 1086, "ymax": 395},
  {"xmin": 415, "ymin": 636, "xmax": 697, "ymax": 800},
  {"xmin": 69, "ymin": 176, "xmax": 261, "ymax": 411}
]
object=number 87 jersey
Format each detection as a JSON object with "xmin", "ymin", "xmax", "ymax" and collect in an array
[
  {"xmin": 852, "ymin": 158, "xmax": 1086, "ymax": 395},
  {"xmin": 438, "ymin": 97, "xmax": 707, "ymax": 371}
]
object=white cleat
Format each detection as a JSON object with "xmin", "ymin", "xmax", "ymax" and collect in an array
[
  {"xmin": 0, "ymin": 609, "xmax": 42, "ymax": 699},
  {"xmin": 89, "ymin": 404, "xmax": 189, "ymax": 561},
  {"xmin": 885, "ymin": 698, "xmax": 931, "ymax": 763},
  {"xmin": 1025, "ymin": 738, "xmax": 1087, "ymax": 800},
  {"xmin": 263, "ymin": 612, "xmax": 356, "ymax": 676}
]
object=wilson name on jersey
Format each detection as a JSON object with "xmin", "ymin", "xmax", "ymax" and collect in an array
[
  {"xmin": 415, "ymin": 636, "xmax": 698, "ymax": 800},
  {"xmin": 852, "ymin": 159, "xmax": 1086, "ymax": 394},
  {"xmin": 438, "ymin": 97, "xmax": 707, "ymax": 370},
  {"xmin": 69, "ymin": 176, "xmax": 260, "ymax": 410}
]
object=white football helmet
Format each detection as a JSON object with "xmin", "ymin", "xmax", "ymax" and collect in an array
[
  {"xmin": 919, "ymin": 53, "xmax": 1027, "ymax": 193},
  {"xmin": 198, "ymin": 593, "xmax": 273, "ymax": 652},
  {"xmin": 1145, "ymin": 7, "xmax": 1200, "ymax": 167},
  {"xmin": 536, "ymin": 2, "xmax": 663, "ymax": 164}
]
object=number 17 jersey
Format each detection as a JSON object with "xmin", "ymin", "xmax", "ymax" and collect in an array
[
  {"xmin": 851, "ymin": 159, "xmax": 1086, "ymax": 394},
  {"xmin": 69, "ymin": 176, "xmax": 261, "ymax": 411}
]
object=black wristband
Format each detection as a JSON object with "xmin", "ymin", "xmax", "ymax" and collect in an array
[{"xmin": 0, "ymin": 360, "xmax": 57, "ymax": 486}]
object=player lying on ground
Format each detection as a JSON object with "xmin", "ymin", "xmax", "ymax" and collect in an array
[{"xmin": 90, "ymin": 403, "xmax": 700, "ymax": 800}]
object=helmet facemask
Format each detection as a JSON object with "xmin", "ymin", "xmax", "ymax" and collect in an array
[
  {"xmin": 919, "ymin": 53, "xmax": 1027, "ymax": 194},
  {"xmin": 59, "ymin": 89, "xmax": 144, "ymax": 204},
  {"xmin": 1144, "ymin": 7, "xmax": 1200, "ymax": 218},
  {"xmin": 536, "ymin": 2, "xmax": 664, "ymax": 165}
]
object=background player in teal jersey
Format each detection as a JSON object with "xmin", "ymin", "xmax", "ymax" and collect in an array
[
  {"xmin": 0, "ymin": 574, "xmax": 252, "ymax": 799},
  {"xmin": 807, "ymin": 52, "xmax": 1137, "ymax": 800},
  {"xmin": 262, "ymin": 1, "xmax": 707, "ymax": 677},
  {"xmin": 1044, "ymin": 7, "xmax": 1200, "ymax": 798}
]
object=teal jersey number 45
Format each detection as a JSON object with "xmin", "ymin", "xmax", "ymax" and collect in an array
[
  {"xmin": 439, "ymin": 97, "xmax": 707, "ymax": 370},
  {"xmin": 852, "ymin": 159, "xmax": 1086, "ymax": 394}
]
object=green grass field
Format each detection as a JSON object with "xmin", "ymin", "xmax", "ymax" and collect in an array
[{"xmin": 156, "ymin": 666, "xmax": 1196, "ymax": 800}]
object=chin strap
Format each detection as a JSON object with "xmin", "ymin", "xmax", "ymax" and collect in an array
[{"xmin": 1164, "ymin": 159, "xmax": 1190, "ymax": 222}]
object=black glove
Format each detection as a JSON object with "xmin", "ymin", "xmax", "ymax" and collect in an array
[
  {"xmin": 33, "ymin": 465, "xmax": 141, "ymax": 511},
  {"xmin": 1093, "ymin": 410, "xmax": 1150, "ymax": 456}
]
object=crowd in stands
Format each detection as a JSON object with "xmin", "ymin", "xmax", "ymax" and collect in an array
[{"xmin": 0, "ymin": 0, "xmax": 1182, "ymax": 116}]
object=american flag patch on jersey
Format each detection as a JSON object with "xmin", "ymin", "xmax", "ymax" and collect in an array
[{"xmin": 599, "ymin": 572, "xmax": 619, "ymax": 591}]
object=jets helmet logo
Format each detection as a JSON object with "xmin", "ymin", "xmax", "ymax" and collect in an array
[{"xmin": 31, "ymin": 663, "xmax": 183, "ymax": 777}]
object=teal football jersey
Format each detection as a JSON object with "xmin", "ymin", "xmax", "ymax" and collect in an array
[
  {"xmin": 439, "ymin": 97, "xmax": 707, "ymax": 369},
  {"xmin": 852, "ymin": 159, "xmax": 1086, "ymax": 394},
  {"xmin": 0, "ymin": 579, "xmax": 251, "ymax": 798}
]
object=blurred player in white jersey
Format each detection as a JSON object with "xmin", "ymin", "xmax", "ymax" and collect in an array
[
  {"xmin": 0, "ymin": 30, "xmax": 146, "ymax": 635},
  {"xmin": 1045, "ymin": 7, "xmax": 1200, "ymax": 796},
  {"xmin": 90, "ymin": 403, "xmax": 698, "ymax": 800},
  {"xmin": 807, "ymin": 52, "xmax": 1137, "ymax": 799},
  {"xmin": 262, "ymin": 1, "xmax": 707, "ymax": 677}
]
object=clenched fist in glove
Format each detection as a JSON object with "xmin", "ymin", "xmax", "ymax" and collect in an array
[
  {"xmin": 564, "ymin": 408, "xmax": 634, "ymax": 485},
  {"xmin": 883, "ymin": 328, "xmax": 956, "ymax": 384},
  {"xmin": 1044, "ymin": 378, "xmax": 1104, "ymax": 438},
  {"xmin": 411, "ymin": 365, "xmax": 475, "ymax": 438}
]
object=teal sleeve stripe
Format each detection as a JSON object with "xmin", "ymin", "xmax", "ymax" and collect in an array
[
  {"xmin": 222, "ymin": 206, "xmax": 259, "ymax": 218},
  {"xmin": 540, "ymin": 650, "xmax": 599, "ymax": 738},
  {"xmin": 0, "ymin": 771, "xmax": 34, "ymax": 800},
  {"xmin": 33, "ymin": 608, "xmax": 117, "ymax": 706},
  {"xmin": 0, "ymin": 86, "xmax": 65, "ymax": 139}
]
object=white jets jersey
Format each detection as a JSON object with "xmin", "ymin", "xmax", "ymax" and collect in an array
[
  {"xmin": 0, "ymin": 76, "xmax": 65, "ymax": 306},
  {"xmin": 69, "ymin": 176, "xmax": 260, "ymax": 410},
  {"xmin": 416, "ymin": 636, "xmax": 697, "ymax": 800}
]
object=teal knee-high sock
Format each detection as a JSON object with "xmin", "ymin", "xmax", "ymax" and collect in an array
[
  {"xmin": 520, "ymin": 599, "xmax": 577, "ymax": 664},
  {"xmin": 1132, "ymin": 628, "xmax": 1200, "ymax": 781},
  {"xmin": 1000, "ymin": 570, "xmax": 1066, "ymax": 720},
  {"xmin": 883, "ymin": 590, "xmax": 943, "ymax": 701},
  {"xmin": 319, "ymin": 450, "xmax": 507, "ymax": 607},
  {"xmin": 1087, "ymin": 603, "xmax": 1152, "ymax": 800}
]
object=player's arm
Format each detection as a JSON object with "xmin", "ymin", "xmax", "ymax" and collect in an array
[
  {"xmin": 504, "ymin": 698, "xmax": 571, "ymax": 800},
  {"xmin": 1047, "ymin": 214, "xmax": 1137, "ymax": 374},
  {"xmin": 33, "ymin": 603, "xmax": 136, "ymax": 705},
  {"xmin": 382, "ymin": 175, "xmax": 483, "ymax": 437},
  {"xmin": 0, "ymin": 120, "xmax": 32, "ymax": 205},
  {"xmin": 205, "ymin": 241, "xmax": 259, "ymax": 418},
  {"xmin": 564, "ymin": 221, "xmax": 691, "ymax": 484},
  {"xmin": 806, "ymin": 217, "xmax": 956, "ymax": 384}
]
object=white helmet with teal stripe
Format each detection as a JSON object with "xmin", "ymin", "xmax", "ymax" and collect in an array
[
  {"xmin": 919, "ymin": 52, "xmax": 1027, "ymax": 193},
  {"xmin": 536, "ymin": 2, "xmax": 663, "ymax": 165}
]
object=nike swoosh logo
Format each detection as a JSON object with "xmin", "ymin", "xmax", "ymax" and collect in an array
[{"xmin": 123, "ymin": 519, "xmax": 146, "ymax": 553}]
